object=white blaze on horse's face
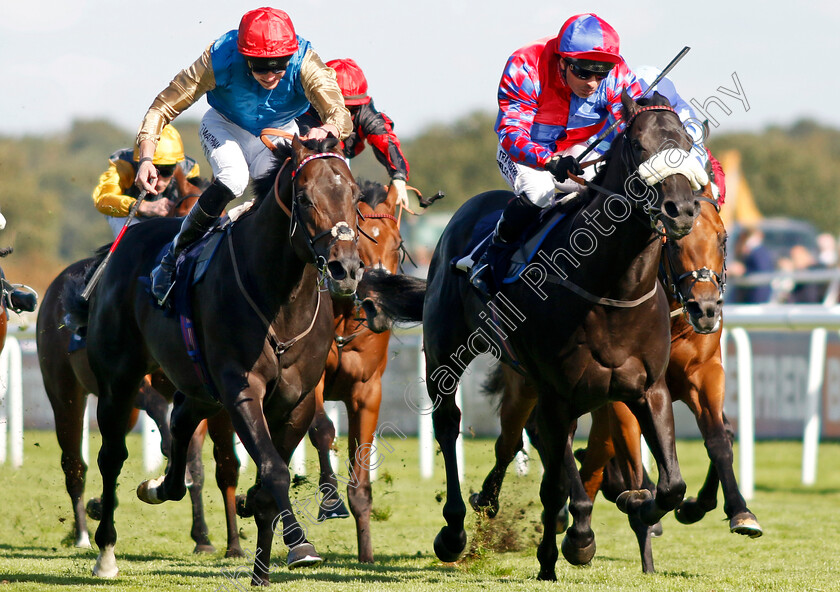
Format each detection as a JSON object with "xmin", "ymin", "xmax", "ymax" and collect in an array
[{"xmin": 371, "ymin": 227, "xmax": 380, "ymax": 238}]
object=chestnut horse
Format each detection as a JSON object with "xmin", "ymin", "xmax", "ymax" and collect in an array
[
  {"xmin": 36, "ymin": 258, "xmax": 243, "ymax": 556},
  {"xmin": 62, "ymin": 137, "xmax": 363, "ymax": 583},
  {"xmin": 475, "ymin": 193, "xmax": 761, "ymax": 573},
  {"xmin": 303, "ymin": 180, "xmax": 404, "ymax": 563},
  {"xmin": 365, "ymin": 93, "xmax": 702, "ymax": 580}
]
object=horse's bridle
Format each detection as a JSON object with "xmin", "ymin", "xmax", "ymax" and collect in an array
[
  {"xmin": 273, "ymin": 152, "xmax": 358, "ymax": 274},
  {"xmin": 660, "ymin": 195, "xmax": 727, "ymax": 315}
]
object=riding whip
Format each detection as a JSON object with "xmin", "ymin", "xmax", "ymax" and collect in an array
[
  {"xmin": 576, "ymin": 46, "xmax": 691, "ymax": 163},
  {"xmin": 82, "ymin": 190, "xmax": 147, "ymax": 300}
]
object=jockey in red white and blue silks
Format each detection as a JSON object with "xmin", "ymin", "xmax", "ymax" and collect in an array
[{"xmin": 495, "ymin": 13, "xmax": 643, "ymax": 207}]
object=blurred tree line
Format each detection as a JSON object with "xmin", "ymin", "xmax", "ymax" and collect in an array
[{"xmin": 1, "ymin": 113, "xmax": 839, "ymax": 297}]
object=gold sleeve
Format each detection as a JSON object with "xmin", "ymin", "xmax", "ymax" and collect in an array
[
  {"xmin": 92, "ymin": 160, "xmax": 137, "ymax": 217},
  {"xmin": 300, "ymin": 50, "xmax": 352, "ymax": 140},
  {"xmin": 136, "ymin": 44, "xmax": 217, "ymax": 147}
]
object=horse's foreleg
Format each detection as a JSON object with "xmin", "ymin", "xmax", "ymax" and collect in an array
[
  {"xmin": 534, "ymin": 400, "xmax": 573, "ymax": 581},
  {"xmin": 560, "ymin": 425, "xmax": 596, "ymax": 569},
  {"xmin": 54, "ymin": 391, "xmax": 91, "ymax": 548},
  {"xmin": 134, "ymin": 376, "xmax": 172, "ymax": 460},
  {"xmin": 308, "ymin": 376, "xmax": 349, "ymax": 520},
  {"xmin": 136, "ymin": 392, "xmax": 208, "ymax": 505},
  {"xmin": 345, "ymin": 380, "xmax": 381, "ymax": 564},
  {"xmin": 617, "ymin": 381, "xmax": 685, "ymax": 528},
  {"xmin": 207, "ymin": 411, "xmax": 244, "ymax": 558},
  {"xmin": 677, "ymin": 361, "xmax": 762, "ymax": 537},
  {"xmin": 93, "ymin": 381, "xmax": 141, "ymax": 578},
  {"xmin": 470, "ymin": 375, "xmax": 537, "ymax": 518},
  {"xmin": 185, "ymin": 420, "xmax": 215, "ymax": 553},
  {"xmin": 431, "ymin": 385, "xmax": 468, "ymax": 562},
  {"xmin": 230, "ymin": 389, "xmax": 322, "ymax": 573}
]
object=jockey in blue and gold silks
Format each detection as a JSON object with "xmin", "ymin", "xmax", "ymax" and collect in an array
[{"xmin": 134, "ymin": 7, "xmax": 352, "ymax": 304}]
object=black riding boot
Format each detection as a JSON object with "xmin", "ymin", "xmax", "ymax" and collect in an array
[
  {"xmin": 150, "ymin": 179, "xmax": 234, "ymax": 304},
  {"xmin": 470, "ymin": 194, "xmax": 543, "ymax": 293}
]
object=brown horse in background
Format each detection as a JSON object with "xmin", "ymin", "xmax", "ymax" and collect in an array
[
  {"xmin": 37, "ymin": 258, "xmax": 245, "ymax": 557},
  {"xmin": 303, "ymin": 180, "xmax": 405, "ymax": 563},
  {"xmin": 474, "ymin": 193, "xmax": 761, "ymax": 573}
]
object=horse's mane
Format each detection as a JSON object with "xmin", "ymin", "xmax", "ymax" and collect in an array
[
  {"xmin": 356, "ymin": 178, "xmax": 389, "ymax": 209},
  {"xmin": 581, "ymin": 91, "xmax": 675, "ymax": 198},
  {"xmin": 250, "ymin": 136, "xmax": 343, "ymax": 206}
]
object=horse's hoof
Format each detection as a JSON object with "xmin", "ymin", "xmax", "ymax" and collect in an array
[
  {"xmin": 468, "ymin": 493, "xmax": 498, "ymax": 518},
  {"xmin": 287, "ymin": 542, "xmax": 323, "ymax": 569},
  {"xmin": 136, "ymin": 476, "xmax": 166, "ymax": 504},
  {"xmin": 616, "ymin": 489, "xmax": 652, "ymax": 515},
  {"xmin": 85, "ymin": 498, "xmax": 103, "ymax": 521},
  {"xmin": 561, "ymin": 532, "xmax": 596, "ymax": 566},
  {"xmin": 537, "ymin": 568, "xmax": 557, "ymax": 581},
  {"xmin": 317, "ymin": 497, "xmax": 350, "ymax": 521},
  {"xmin": 193, "ymin": 543, "xmax": 216, "ymax": 554},
  {"xmin": 75, "ymin": 530, "xmax": 92, "ymax": 548},
  {"xmin": 93, "ymin": 546, "xmax": 119, "ymax": 578},
  {"xmin": 675, "ymin": 497, "xmax": 708, "ymax": 524},
  {"xmin": 433, "ymin": 527, "xmax": 467, "ymax": 562},
  {"xmin": 225, "ymin": 546, "xmax": 246, "ymax": 559},
  {"xmin": 650, "ymin": 521, "xmax": 664, "ymax": 538},
  {"xmin": 730, "ymin": 512, "xmax": 763, "ymax": 538},
  {"xmin": 235, "ymin": 494, "xmax": 254, "ymax": 518}
]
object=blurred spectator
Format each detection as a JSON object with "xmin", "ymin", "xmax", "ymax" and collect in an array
[
  {"xmin": 787, "ymin": 244, "xmax": 823, "ymax": 303},
  {"xmin": 729, "ymin": 228, "xmax": 775, "ymax": 303},
  {"xmin": 817, "ymin": 233, "xmax": 838, "ymax": 268}
]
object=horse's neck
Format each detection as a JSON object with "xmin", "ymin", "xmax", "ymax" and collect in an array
[
  {"xmin": 234, "ymin": 190, "xmax": 310, "ymax": 308},
  {"xmin": 565, "ymin": 182, "xmax": 661, "ymax": 298}
]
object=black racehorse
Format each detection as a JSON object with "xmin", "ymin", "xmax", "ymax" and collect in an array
[
  {"xmin": 63, "ymin": 136, "xmax": 364, "ymax": 584},
  {"xmin": 368, "ymin": 92, "xmax": 703, "ymax": 580}
]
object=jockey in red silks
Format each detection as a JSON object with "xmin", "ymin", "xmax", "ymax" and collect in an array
[
  {"xmin": 471, "ymin": 13, "xmax": 644, "ymax": 291},
  {"xmin": 306, "ymin": 59, "xmax": 412, "ymax": 208}
]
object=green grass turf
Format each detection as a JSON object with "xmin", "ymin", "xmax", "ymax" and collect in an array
[{"xmin": 0, "ymin": 430, "xmax": 838, "ymax": 591}]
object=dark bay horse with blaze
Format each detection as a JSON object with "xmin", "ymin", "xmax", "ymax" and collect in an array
[
  {"xmin": 304, "ymin": 180, "xmax": 404, "ymax": 563},
  {"xmin": 63, "ymin": 137, "xmax": 363, "ymax": 584},
  {"xmin": 383, "ymin": 92, "xmax": 702, "ymax": 580},
  {"xmin": 36, "ymin": 258, "xmax": 243, "ymax": 556}
]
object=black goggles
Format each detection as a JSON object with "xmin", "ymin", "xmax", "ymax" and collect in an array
[
  {"xmin": 155, "ymin": 164, "xmax": 176, "ymax": 178},
  {"xmin": 248, "ymin": 57, "xmax": 291, "ymax": 75},
  {"xmin": 567, "ymin": 61, "xmax": 612, "ymax": 82}
]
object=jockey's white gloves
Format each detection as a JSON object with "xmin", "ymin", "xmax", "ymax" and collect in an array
[{"xmin": 392, "ymin": 179, "xmax": 409, "ymax": 209}]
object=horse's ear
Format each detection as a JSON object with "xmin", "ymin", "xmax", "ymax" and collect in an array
[
  {"xmin": 621, "ymin": 90, "xmax": 639, "ymax": 121},
  {"xmin": 291, "ymin": 134, "xmax": 308, "ymax": 163},
  {"xmin": 384, "ymin": 182, "xmax": 399, "ymax": 210}
]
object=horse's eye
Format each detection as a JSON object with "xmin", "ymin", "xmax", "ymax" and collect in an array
[
  {"xmin": 297, "ymin": 192, "xmax": 313, "ymax": 207},
  {"xmin": 631, "ymin": 139, "xmax": 644, "ymax": 152}
]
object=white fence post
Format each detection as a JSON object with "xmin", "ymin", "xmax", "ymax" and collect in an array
[
  {"xmin": 802, "ymin": 328, "xmax": 827, "ymax": 485},
  {"xmin": 142, "ymin": 411, "xmax": 163, "ymax": 473},
  {"xmin": 418, "ymin": 349, "xmax": 435, "ymax": 479},
  {"xmin": 0, "ymin": 337, "xmax": 23, "ymax": 467},
  {"xmin": 729, "ymin": 327, "xmax": 755, "ymax": 501},
  {"xmin": 326, "ymin": 401, "xmax": 341, "ymax": 473}
]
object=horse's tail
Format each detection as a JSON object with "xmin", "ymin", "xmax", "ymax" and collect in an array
[
  {"xmin": 61, "ymin": 248, "xmax": 108, "ymax": 333},
  {"xmin": 358, "ymin": 269, "xmax": 426, "ymax": 332}
]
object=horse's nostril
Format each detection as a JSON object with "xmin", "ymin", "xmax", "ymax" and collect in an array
[
  {"xmin": 664, "ymin": 201, "xmax": 679, "ymax": 218},
  {"xmin": 327, "ymin": 260, "xmax": 347, "ymax": 280}
]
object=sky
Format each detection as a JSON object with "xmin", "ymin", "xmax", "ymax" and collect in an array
[{"xmin": 1, "ymin": 0, "xmax": 838, "ymax": 140}]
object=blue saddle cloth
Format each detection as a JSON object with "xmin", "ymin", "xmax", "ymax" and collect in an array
[{"xmin": 453, "ymin": 205, "xmax": 569, "ymax": 285}]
